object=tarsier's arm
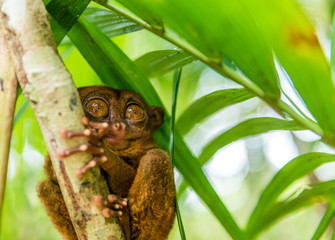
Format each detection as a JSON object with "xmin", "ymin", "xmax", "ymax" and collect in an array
[{"xmin": 37, "ymin": 86, "xmax": 176, "ymax": 240}]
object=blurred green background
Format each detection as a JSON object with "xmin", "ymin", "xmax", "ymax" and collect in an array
[{"xmin": 2, "ymin": 0, "xmax": 335, "ymax": 239}]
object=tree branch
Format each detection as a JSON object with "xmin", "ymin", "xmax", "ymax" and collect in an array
[
  {"xmin": 0, "ymin": 0, "xmax": 125, "ymax": 239},
  {"xmin": 0, "ymin": 13, "xmax": 17, "ymax": 228}
]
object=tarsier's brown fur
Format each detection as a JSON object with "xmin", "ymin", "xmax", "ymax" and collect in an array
[{"xmin": 37, "ymin": 86, "xmax": 176, "ymax": 240}]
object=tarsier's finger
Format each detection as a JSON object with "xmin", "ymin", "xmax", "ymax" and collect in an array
[
  {"xmin": 59, "ymin": 128, "xmax": 91, "ymax": 139},
  {"xmin": 94, "ymin": 195, "xmax": 105, "ymax": 207},
  {"xmin": 57, "ymin": 144, "xmax": 104, "ymax": 160},
  {"xmin": 85, "ymin": 145, "xmax": 105, "ymax": 155},
  {"xmin": 102, "ymin": 208, "xmax": 123, "ymax": 218},
  {"xmin": 107, "ymin": 194, "xmax": 128, "ymax": 207},
  {"xmin": 81, "ymin": 117, "xmax": 108, "ymax": 138},
  {"xmin": 60, "ymin": 128, "xmax": 101, "ymax": 145},
  {"xmin": 94, "ymin": 194, "xmax": 127, "ymax": 210},
  {"xmin": 75, "ymin": 156, "xmax": 107, "ymax": 178},
  {"xmin": 57, "ymin": 144, "xmax": 89, "ymax": 159}
]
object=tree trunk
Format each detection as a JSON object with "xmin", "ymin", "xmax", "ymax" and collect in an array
[{"xmin": 0, "ymin": 0, "xmax": 125, "ymax": 239}]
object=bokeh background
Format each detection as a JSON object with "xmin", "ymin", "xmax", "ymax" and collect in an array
[{"xmin": 2, "ymin": 0, "xmax": 335, "ymax": 239}]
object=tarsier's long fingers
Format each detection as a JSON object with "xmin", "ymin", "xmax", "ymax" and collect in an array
[
  {"xmin": 59, "ymin": 128, "xmax": 91, "ymax": 138},
  {"xmin": 94, "ymin": 194, "xmax": 128, "ymax": 217},
  {"xmin": 81, "ymin": 117, "xmax": 108, "ymax": 139},
  {"xmin": 57, "ymin": 144, "xmax": 107, "ymax": 178},
  {"xmin": 59, "ymin": 128, "xmax": 99, "ymax": 145},
  {"xmin": 60, "ymin": 117, "xmax": 108, "ymax": 145},
  {"xmin": 75, "ymin": 156, "xmax": 107, "ymax": 178},
  {"xmin": 58, "ymin": 117, "xmax": 110, "ymax": 178},
  {"xmin": 57, "ymin": 144, "xmax": 105, "ymax": 159}
]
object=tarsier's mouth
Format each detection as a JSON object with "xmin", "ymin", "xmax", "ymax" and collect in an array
[{"xmin": 102, "ymin": 137, "xmax": 130, "ymax": 151}]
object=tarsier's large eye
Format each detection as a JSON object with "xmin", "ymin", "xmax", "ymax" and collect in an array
[
  {"xmin": 125, "ymin": 104, "xmax": 144, "ymax": 120},
  {"xmin": 86, "ymin": 99, "xmax": 109, "ymax": 117}
]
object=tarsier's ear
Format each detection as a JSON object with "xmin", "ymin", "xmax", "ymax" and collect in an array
[{"xmin": 149, "ymin": 106, "xmax": 164, "ymax": 131}]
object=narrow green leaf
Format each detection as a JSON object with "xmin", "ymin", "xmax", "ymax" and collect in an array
[
  {"xmin": 247, "ymin": 153, "xmax": 335, "ymax": 234},
  {"xmin": 248, "ymin": 180, "xmax": 335, "ymax": 238},
  {"xmin": 84, "ymin": 7, "xmax": 143, "ymax": 38},
  {"xmin": 199, "ymin": 118, "xmax": 303, "ymax": 165},
  {"xmin": 68, "ymin": 18, "xmax": 246, "ymax": 240},
  {"xmin": 311, "ymin": 204, "xmax": 335, "ymax": 240},
  {"xmin": 13, "ymin": 99, "xmax": 29, "ymax": 127},
  {"xmin": 45, "ymin": 0, "xmax": 90, "ymax": 45},
  {"xmin": 134, "ymin": 50, "xmax": 196, "ymax": 77},
  {"xmin": 60, "ymin": 44, "xmax": 75, "ymax": 60},
  {"xmin": 169, "ymin": 69, "xmax": 187, "ymax": 240},
  {"xmin": 177, "ymin": 88, "xmax": 255, "ymax": 136},
  {"xmin": 101, "ymin": 0, "xmax": 163, "ymax": 31},
  {"xmin": 331, "ymin": 1, "xmax": 335, "ymax": 21},
  {"xmin": 170, "ymin": 69, "xmax": 182, "ymax": 165},
  {"xmin": 244, "ymin": 0, "xmax": 335, "ymax": 139},
  {"xmin": 124, "ymin": 0, "xmax": 280, "ymax": 97},
  {"xmin": 177, "ymin": 180, "xmax": 188, "ymax": 200},
  {"xmin": 331, "ymin": 11, "xmax": 335, "ymax": 81},
  {"xmin": 16, "ymin": 86, "xmax": 22, "ymax": 97}
]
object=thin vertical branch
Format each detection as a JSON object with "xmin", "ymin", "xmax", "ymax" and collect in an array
[{"xmin": 0, "ymin": 14, "xmax": 17, "ymax": 229}]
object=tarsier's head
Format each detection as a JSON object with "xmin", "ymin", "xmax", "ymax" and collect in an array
[{"xmin": 78, "ymin": 86, "xmax": 164, "ymax": 153}]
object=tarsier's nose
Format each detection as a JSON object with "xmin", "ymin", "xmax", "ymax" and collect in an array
[{"xmin": 112, "ymin": 122, "xmax": 126, "ymax": 132}]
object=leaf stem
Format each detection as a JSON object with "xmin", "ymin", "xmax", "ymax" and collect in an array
[
  {"xmin": 170, "ymin": 69, "xmax": 187, "ymax": 240},
  {"xmin": 276, "ymin": 100, "xmax": 323, "ymax": 136},
  {"xmin": 170, "ymin": 68, "xmax": 181, "ymax": 165}
]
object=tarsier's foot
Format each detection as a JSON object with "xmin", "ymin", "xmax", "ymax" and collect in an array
[
  {"xmin": 57, "ymin": 117, "xmax": 108, "ymax": 177},
  {"xmin": 95, "ymin": 194, "xmax": 131, "ymax": 240},
  {"xmin": 94, "ymin": 194, "xmax": 128, "ymax": 217}
]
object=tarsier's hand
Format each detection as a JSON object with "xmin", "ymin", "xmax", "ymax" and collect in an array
[
  {"xmin": 56, "ymin": 117, "xmax": 130, "ymax": 212},
  {"xmin": 57, "ymin": 117, "xmax": 131, "ymax": 239},
  {"xmin": 57, "ymin": 117, "xmax": 109, "ymax": 178}
]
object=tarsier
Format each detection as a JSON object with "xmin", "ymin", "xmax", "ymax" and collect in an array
[{"xmin": 37, "ymin": 86, "xmax": 176, "ymax": 240}]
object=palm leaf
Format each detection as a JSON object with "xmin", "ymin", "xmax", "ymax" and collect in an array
[{"xmin": 247, "ymin": 153, "xmax": 335, "ymax": 235}]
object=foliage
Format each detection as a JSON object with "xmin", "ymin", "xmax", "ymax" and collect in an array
[{"xmin": 2, "ymin": 0, "xmax": 335, "ymax": 239}]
